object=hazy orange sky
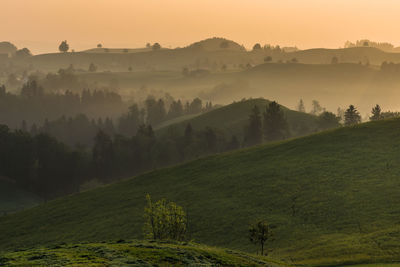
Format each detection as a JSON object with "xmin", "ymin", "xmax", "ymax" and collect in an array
[{"xmin": 2, "ymin": 0, "xmax": 400, "ymax": 54}]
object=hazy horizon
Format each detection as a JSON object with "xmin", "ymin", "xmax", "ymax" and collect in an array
[{"xmin": 3, "ymin": 0, "xmax": 400, "ymax": 54}]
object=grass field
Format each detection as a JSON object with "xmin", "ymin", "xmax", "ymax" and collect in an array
[
  {"xmin": 2, "ymin": 119, "xmax": 400, "ymax": 265},
  {"xmin": 0, "ymin": 240, "xmax": 283, "ymax": 266}
]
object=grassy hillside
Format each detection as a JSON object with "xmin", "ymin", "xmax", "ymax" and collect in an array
[
  {"xmin": 3, "ymin": 119, "xmax": 400, "ymax": 265},
  {"xmin": 0, "ymin": 178, "xmax": 41, "ymax": 216},
  {"xmin": 0, "ymin": 240, "xmax": 282, "ymax": 266},
  {"xmin": 156, "ymin": 98, "xmax": 318, "ymax": 139}
]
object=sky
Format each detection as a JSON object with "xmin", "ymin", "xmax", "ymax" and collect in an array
[{"xmin": 2, "ymin": 0, "xmax": 400, "ymax": 54}]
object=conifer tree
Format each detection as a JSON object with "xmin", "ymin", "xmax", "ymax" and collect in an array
[
  {"xmin": 244, "ymin": 105, "xmax": 263, "ymax": 146},
  {"xmin": 263, "ymin": 101, "xmax": 289, "ymax": 142},
  {"xmin": 344, "ymin": 105, "xmax": 361, "ymax": 126},
  {"xmin": 370, "ymin": 104, "xmax": 383, "ymax": 121},
  {"xmin": 297, "ymin": 99, "xmax": 305, "ymax": 113}
]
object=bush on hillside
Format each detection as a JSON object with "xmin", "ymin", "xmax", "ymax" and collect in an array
[{"xmin": 143, "ymin": 194, "xmax": 187, "ymax": 241}]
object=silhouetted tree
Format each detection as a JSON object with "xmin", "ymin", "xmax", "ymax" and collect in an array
[
  {"xmin": 59, "ymin": 40, "xmax": 69, "ymax": 53},
  {"xmin": 145, "ymin": 97, "xmax": 166, "ymax": 126},
  {"xmin": 88, "ymin": 63, "xmax": 97, "ymax": 72},
  {"xmin": 310, "ymin": 100, "xmax": 324, "ymax": 115},
  {"xmin": 188, "ymin": 98, "xmax": 202, "ymax": 114},
  {"xmin": 253, "ymin": 43, "xmax": 262, "ymax": 50},
  {"xmin": 263, "ymin": 101, "xmax": 289, "ymax": 142},
  {"xmin": 297, "ymin": 99, "xmax": 305, "ymax": 113},
  {"xmin": 249, "ymin": 220, "xmax": 273, "ymax": 256},
  {"xmin": 344, "ymin": 105, "xmax": 361, "ymax": 126},
  {"xmin": 92, "ymin": 130, "xmax": 114, "ymax": 181},
  {"xmin": 118, "ymin": 104, "xmax": 142, "ymax": 137},
  {"xmin": 317, "ymin": 111, "xmax": 340, "ymax": 130},
  {"xmin": 244, "ymin": 105, "xmax": 262, "ymax": 146},
  {"xmin": 264, "ymin": 56, "xmax": 272, "ymax": 62},
  {"xmin": 14, "ymin": 48, "xmax": 32, "ymax": 58},
  {"xmin": 331, "ymin": 56, "xmax": 339, "ymax": 64},
  {"xmin": 21, "ymin": 80, "xmax": 43, "ymax": 98},
  {"xmin": 152, "ymin": 43, "xmax": 161, "ymax": 50},
  {"xmin": 370, "ymin": 104, "xmax": 383, "ymax": 121},
  {"xmin": 167, "ymin": 100, "xmax": 184, "ymax": 119}
]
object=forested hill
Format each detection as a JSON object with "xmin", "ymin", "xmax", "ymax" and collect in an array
[{"xmin": 156, "ymin": 98, "xmax": 318, "ymax": 139}]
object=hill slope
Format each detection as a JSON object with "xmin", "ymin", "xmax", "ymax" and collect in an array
[
  {"xmin": 2, "ymin": 119, "xmax": 400, "ymax": 265},
  {"xmin": 0, "ymin": 240, "xmax": 282, "ymax": 266},
  {"xmin": 156, "ymin": 98, "xmax": 318, "ymax": 139}
]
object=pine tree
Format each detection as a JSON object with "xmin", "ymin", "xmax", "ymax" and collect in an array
[
  {"xmin": 263, "ymin": 101, "xmax": 289, "ymax": 142},
  {"xmin": 344, "ymin": 105, "xmax": 361, "ymax": 126},
  {"xmin": 244, "ymin": 106, "xmax": 263, "ymax": 146},
  {"xmin": 92, "ymin": 130, "xmax": 114, "ymax": 181},
  {"xmin": 370, "ymin": 104, "xmax": 383, "ymax": 121},
  {"xmin": 297, "ymin": 99, "xmax": 305, "ymax": 113}
]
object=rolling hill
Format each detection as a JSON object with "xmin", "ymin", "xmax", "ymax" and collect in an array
[
  {"xmin": 14, "ymin": 37, "xmax": 400, "ymax": 73},
  {"xmin": 2, "ymin": 119, "xmax": 400, "ymax": 265},
  {"xmin": 156, "ymin": 98, "xmax": 318, "ymax": 140},
  {"xmin": 186, "ymin": 37, "xmax": 246, "ymax": 52}
]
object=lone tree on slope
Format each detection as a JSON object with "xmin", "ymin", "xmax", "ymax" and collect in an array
[
  {"xmin": 249, "ymin": 220, "xmax": 274, "ymax": 256},
  {"xmin": 59, "ymin": 40, "xmax": 69, "ymax": 53},
  {"xmin": 143, "ymin": 194, "xmax": 187, "ymax": 241},
  {"xmin": 344, "ymin": 105, "xmax": 361, "ymax": 126},
  {"xmin": 370, "ymin": 104, "xmax": 383, "ymax": 121}
]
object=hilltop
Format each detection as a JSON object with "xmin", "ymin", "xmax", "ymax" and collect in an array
[
  {"xmin": 0, "ymin": 240, "xmax": 282, "ymax": 266},
  {"xmin": 2, "ymin": 119, "xmax": 400, "ymax": 265},
  {"xmin": 186, "ymin": 37, "xmax": 246, "ymax": 51},
  {"xmin": 156, "ymin": 98, "xmax": 318, "ymax": 139},
  {"xmin": 0, "ymin": 41, "xmax": 17, "ymax": 55}
]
